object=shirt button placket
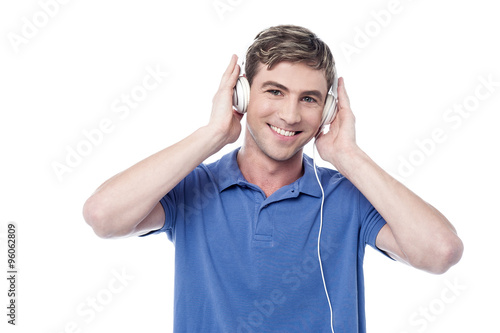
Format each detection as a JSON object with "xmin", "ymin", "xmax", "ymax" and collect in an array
[{"xmin": 253, "ymin": 194, "xmax": 273, "ymax": 244}]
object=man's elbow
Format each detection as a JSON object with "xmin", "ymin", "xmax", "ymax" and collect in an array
[
  {"xmin": 82, "ymin": 196, "xmax": 119, "ymax": 239},
  {"xmin": 427, "ymin": 235, "xmax": 464, "ymax": 275}
]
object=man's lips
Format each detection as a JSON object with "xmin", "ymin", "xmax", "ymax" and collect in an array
[{"xmin": 269, "ymin": 124, "xmax": 301, "ymax": 137}]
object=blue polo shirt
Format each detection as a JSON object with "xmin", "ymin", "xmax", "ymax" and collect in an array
[{"xmin": 143, "ymin": 148, "xmax": 388, "ymax": 332}]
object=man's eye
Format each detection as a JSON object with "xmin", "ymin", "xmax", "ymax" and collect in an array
[
  {"xmin": 302, "ymin": 96, "xmax": 317, "ymax": 103},
  {"xmin": 267, "ymin": 90, "xmax": 282, "ymax": 96}
]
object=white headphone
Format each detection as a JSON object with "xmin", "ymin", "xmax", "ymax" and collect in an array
[{"xmin": 232, "ymin": 67, "xmax": 339, "ymax": 128}]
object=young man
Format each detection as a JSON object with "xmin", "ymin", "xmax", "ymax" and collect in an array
[{"xmin": 83, "ymin": 25, "xmax": 463, "ymax": 332}]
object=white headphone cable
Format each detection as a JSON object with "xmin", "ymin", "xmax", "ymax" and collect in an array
[{"xmin": 313, "ymin": 141, "xmax": 335, "ymax": 333}]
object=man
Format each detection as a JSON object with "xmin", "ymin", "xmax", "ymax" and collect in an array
[{"xmin": 83, "ymin": 25, "xmax": 463, "ymax": 332}]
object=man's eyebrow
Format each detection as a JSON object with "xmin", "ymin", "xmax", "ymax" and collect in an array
[
  {"xmin": 261, "ymin": 81, "xmax": 289, "ymax": 92},
  {"xmin": 261, "ymin": 81, "xmax": 324, "ymax": 100}
]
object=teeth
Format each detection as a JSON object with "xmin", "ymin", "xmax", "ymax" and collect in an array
[{"xmin": 271, "ymin": 125, "xmax": 296, "ymax": 137}]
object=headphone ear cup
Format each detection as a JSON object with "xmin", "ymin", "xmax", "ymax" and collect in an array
[
  {"xmin": 321, "ymin": 94, "xmax": 338, "ymax": 127},
  {"xmin": 232, "ymin": 76, "xmax": 250, "ymax": 114}
]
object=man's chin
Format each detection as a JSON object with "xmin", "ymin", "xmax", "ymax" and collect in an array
[{"xmin": 261, "ymin": 146, "xmax": 305, "ymax": 163}]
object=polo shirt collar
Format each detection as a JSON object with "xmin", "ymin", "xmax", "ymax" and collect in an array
[
  {"xmin": 299, "ymin": 154, "xmax": 323, "ymax": 198},
  {"xmin": 215, "ymin": 148, "xmax": 247, "ymax": 192},
  {"xmin": 215, "ymin": 148, "xmax": 322, "ymax": 198}
]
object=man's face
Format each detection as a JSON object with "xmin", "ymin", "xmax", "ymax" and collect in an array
[{"xmin": 244, "ymin": 61, "xmax": 329, "ymax": 162}]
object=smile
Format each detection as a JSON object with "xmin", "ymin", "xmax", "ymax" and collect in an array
[{"xmin": 269, "ymin": 124, "xmax": 300, "ymax": 137}]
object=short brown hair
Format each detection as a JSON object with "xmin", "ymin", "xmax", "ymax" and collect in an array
[{"xmin": 245, "ymin": 25, "xmax": 336, "ymax": 91}]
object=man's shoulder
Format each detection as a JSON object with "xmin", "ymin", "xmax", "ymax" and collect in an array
[
  {"xmin": 202, "ymin": 148, "xmax": 240, "ymax": 175},
  {"xmin": 184, "ymin": 148, "xmax": 241, "ymax": 191},
  {"xmin": 302, "ymin": 154, "xmax": 343, "ymax": 179},
  {"xmin": 302, "ymin": 154, "xmax": 356, "ymax": 193}
]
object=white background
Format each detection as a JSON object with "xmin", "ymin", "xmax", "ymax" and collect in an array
[{"xmin": 1, "ymin": 0, "xmax": 499, "ymax": 332}]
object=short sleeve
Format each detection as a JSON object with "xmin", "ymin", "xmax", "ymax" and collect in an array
[
  {"xmin": 139, "ymin": 183, "xmax": 179, "ymax": 240},
  {"xmin": 358, "ymin": 192, "xmax": 392, "ymax": 259}
]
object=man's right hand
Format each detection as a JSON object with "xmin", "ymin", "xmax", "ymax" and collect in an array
[{"xmin": 207, "ymin": 54, "xmax": 244, "ymax": 150}]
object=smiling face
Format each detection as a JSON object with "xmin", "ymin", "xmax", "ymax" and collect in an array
[{"xmin": 243, "ymin": 61, "xmax": 329, "ymax": 163}]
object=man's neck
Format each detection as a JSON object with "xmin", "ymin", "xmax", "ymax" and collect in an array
[{"xmin": 237, "ymin": 145, "xmax": 304, "ymax": 198}]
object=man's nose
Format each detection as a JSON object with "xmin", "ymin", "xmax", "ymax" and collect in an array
[{"xmin": 278, "ymin": 99, "xmax": 301, "ymax": 124}]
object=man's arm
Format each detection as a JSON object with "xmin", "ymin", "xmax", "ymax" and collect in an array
[
  {"xmin": 316, "ymin": 78, "xmax": 464, "ymax": 274},
  {"xmin": 83, "ymin": 55, "xmax": 243, "ymax": 238}
]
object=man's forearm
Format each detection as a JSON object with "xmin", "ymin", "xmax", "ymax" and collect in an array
[
  {"xmin": 331, "ymin": 146, "xmax": 463, "ymax": 272},
  {"xmin": 83, "ymin": 125, "xmax": 227, "ymax": 237}
]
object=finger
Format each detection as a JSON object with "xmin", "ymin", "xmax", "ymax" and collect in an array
[
  {"xmin": 337, "ymin": 77, "xmax": 351, "ymax": 109},
  {"xmin": 219, "ymin": 54, "xmax": 240, "ymax": 89}
]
